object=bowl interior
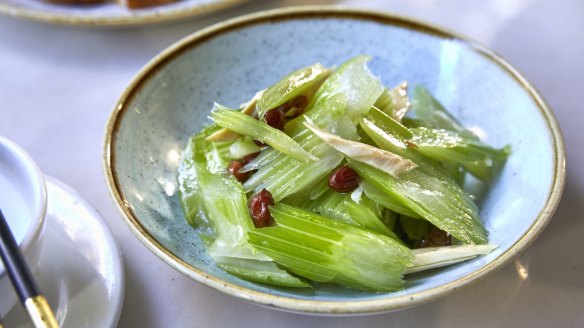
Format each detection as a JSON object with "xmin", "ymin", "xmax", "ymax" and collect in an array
[{"xmin": 107, "ymin": 10, "xmax": 562, "ymax": 311}]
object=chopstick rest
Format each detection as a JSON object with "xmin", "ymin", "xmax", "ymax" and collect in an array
[{"xmin": 0, "ymin": 209, "xmax": 58, "ymax": 328}]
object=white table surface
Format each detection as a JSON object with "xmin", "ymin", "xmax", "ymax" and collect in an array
[{"xmin": 1, "ymin": 0, "xmax": 583, "ymax": 327}]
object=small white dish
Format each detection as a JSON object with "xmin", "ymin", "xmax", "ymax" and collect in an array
[
  {"xmin": 3, "ymin": 176, "xmax": 124, "ymax": 328},
  {"xmin": 0, "ymin": 136, "xmax": 46, "ymax": 317}
]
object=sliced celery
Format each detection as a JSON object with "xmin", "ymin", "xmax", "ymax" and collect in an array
[
  {"xmin": 206, "ymin": 90, "xmax": 262, "ymax": 142},
  {"xmin": 257, "ymin": 63, "xmax": 329, "ymax": 118},
  {"xmin": 366, "ymin": 106, "xmax": 413, "ymax": 140},
  {"xmin": 177, "ymin": 125, "xmax": 218, "ymax": 230},
  {"xmin": 304, "ymin": 118, "xmax": 417, "ymax": 177},
  {"xmin": 360, "ymin": 181, "xmax": 421, "ymax": 218},
  {"xmin": 406, "ymin": 245, "xmax": 498, "ymax": 274},
  {"xmin": 410, "ymin": 127, "xmax": 511, "ymax": 181},
  {"xmin": 349, "ymin": 160, "xmax": 488, "ymax": 244},
  {"xmin": 209, "ymin": 104, "xmax": 317, "ymax": 162},
  {"xmin": 289, "ymin": 188, "xmax": 397, "ymax": 238},
  {"xmin": 243, "ymin": 129, "xmax": 344, "ymax": 201},
  {"xmin": 374, "ymin": 82, "xmax": 410, "ymax": 121},
  {"xmin": 410, "ymin": 85, "xmax": 475, "ymax": 138},
  {"xmin": 399, "ymin": 215, "xmax": 430, "ymax": 241},
  {"xmin": 310, "ymin": 55, "xmax": 384, "ymax": 122},
  {"xmin": 181, "ymin": 129, "xmax": 316, "ymax": 286},
  {"xmin": 190, "ymin": 134, "xmax": 268, "ymax": 260},
  {"xmin": 306, "ymin": 173, "xmax": 331, "ymax": 200},
  {"xmin": 228, "ymin": 138, "xmax": 261, "ymax": 159},
  {"xmin": 216, "ymin": 257, "xmax": 311, "ymax": 288},
  {"xmin": 248, "ymin": 203, "xmax": 413, "ymax": 292},
  {"xmin": 244, "ymin": 56, "xmax": 383, "ymax": 201}
]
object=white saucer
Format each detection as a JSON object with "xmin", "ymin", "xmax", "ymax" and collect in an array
[{"xmin": 3, "ymin": 176, "xmax": 124, "ymax": 327}]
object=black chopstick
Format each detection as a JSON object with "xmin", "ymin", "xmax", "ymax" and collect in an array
[{"xmin": 0, "ymin": 209, "xmax": 58, "ymax": 328}]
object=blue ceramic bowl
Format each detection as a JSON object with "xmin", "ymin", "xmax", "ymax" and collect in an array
[{"xmin": 104, "ymin": 6, "xmax": 565, "ymax": 314}]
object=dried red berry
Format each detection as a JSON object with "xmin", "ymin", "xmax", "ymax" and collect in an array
[
  {"xmin": 285, "ymin": 95, "xmax": 309, "ymax": 118},
  {"xmin": 253, "ymin": 140, "xmax": 265, "ymax": 147},
  {"xmin": 241, "ymin": 152, "xmax": 259, "ymax": 165},
  {"xmin": 248, "ymin": 189, "xmax": 275, "ymax": 228},
  {"xmin": 328, "ymin": 166, "xmax": 360, "ymax": 193},
  {"xmin": 264, "ymin": 107, "xmax": 285, "ymax": 130},
  {"xmin": 416, "ymin": 227, "xmax": 452, "ymax": 248},
  {"xmin": 228, "ymin": 160, "xmax": 250, "ymax": 182}
]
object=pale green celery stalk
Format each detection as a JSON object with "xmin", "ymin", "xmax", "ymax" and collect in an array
[
  {"xmin": 306, "ymin": 173, "xmax": 331, "ymax": 200},
  {"xmin": 442, "ymin": 161, "xmax": 466, "ymax": 187},
  {"xmin": 248, "ymin": 203, "xmax": 414, "ymax": 292},
  {"xmin": 187, "ymin": 130, "xmax": 314, "ymax": 287},
  {"xmin": 304, "ymin": 118, "xmax": 417, "ymax": 177},
  {"xmin": 243, "ymin": 129, "xmax": 344, "ymax": 201},
  {"xmin": 229, "ymin": 138, "xmax": 261, "ymax": 159},
  {"xmin": 349, "ymin": 160, "xmax": 488, "ymax": 244},
  {"xmin": 410, "ymin": 85, "xmax": 475, "ymax": 138},
  {"xmin": 373, "ymin": 82, "xmax": 410, "ymax": 121},
  {"xmin": 365, "ymin": 105, "xmax": 413, "ymax": 141},
  {"xmin": 360, "ymin": 115, "xmax": 480, "ymax": 214},
  {"xmin": 406, "ymin": 245, "xmax": 498, "ymax": 274},
  {"xmin": 360, "ymin": 181, "xmax": 421, "ymax": 218},
  {"xmin": 343, "ymin": 201, "xmax": 403, "ymax": 241},
  {"xmin": 399, "ymin": 215, "xmax": 430, "ymax": 241},
  {"xmin": 244, "ymin": 56, "xmax": 383, "ymax": 201},
  {"xmin": 210, "ymin": 104, "xmax": 317, "ymax": 162},
  {"xmin": 357, "ymin": 190, "xmax": 384, "ymax": 218},
  {"xmin": 410, "ymin": 127, "xmax": 511, "ymax": 181},
  {"xmin": 215, "ymin": 258, "xmax": 311, "ymax": 288},
  {"xmin": 381, "ymin": 209, "xmax": 398, "ymax": 231},
  {"xmin": 190, "ymin": 133, "xmax": 267, "ymax": 260},
  {"xmin": 309, "ymin": 55, "xmax": 384, "ymax": 123},
  {"xmin": 178, "ymin": 125, "xmax": 219, "ymax": 230},
  {"xmin": 359, "ymin": 114, "xmax": 488, "ymax": 243},
  {"xmin": 290, "ymin": 188, "xmax": 398, "ymax": 239},
  {"xmin": 257, "ymin": 63, "xmax": 329, "ymax": 119}
]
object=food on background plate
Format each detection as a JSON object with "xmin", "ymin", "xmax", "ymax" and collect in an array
[
  {"xmin": 44, "ymin": 0, "xmax": 176, "ymax": 9},
  {"xmin": 178, "ymin": 55, "xmax": 510, "ymax": 292}
]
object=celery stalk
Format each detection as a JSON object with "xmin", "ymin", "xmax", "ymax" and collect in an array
[
  {"xmin": 310, "ymin": 55, "xmax": 383, "ymax": 122},
  {"xmin": 179, "ymin": 129, "xmax": 316, "ymax": 287},
  {"xmin": 410, "ymin": 127, "xmax": 511, "ymax": 181},
  {"xmin": 216, "ymin": 258, "xmax": 311, "ymax": 288},
  {"xmin": 410, "ymin": 85, "xmax": 473, "ymax": 137},
  {"xmin": 349, "ymin": 160, "xmax": 488, "ymax": 244},
  {"xmin": 360, "ymin": 181, "xmax": 421, "ymax": 218},
  {"xmin": 399, "ymin": 215, "xmax": 430, "ymax": 241},
  {"xmin": 206, "ymin": 90, "xmax": 263, "ymax": 142},
  {"xmin": 374, "ymin": 81, "xmax": 410, "ymax": 121},
  {"xmin": 243, "ymin": 129, "xmax": 344, "ymax": 201},
  {"xmin": 406, "ymin": 245, "xmax": 498, "ymax": 274},
  {"xmin": 244, "ymin": 56, "xmax": 383, "ymax": 201},
  {"xmin": 248, "ymin": 203, "xmax": 413, "ymax": 292},
  {"xmin": 190, "ymin": 133, "xmax": 268, "ymax": 260},
  {"xmin": 177, "ymin": 125, "xmax": 218, "ymax": 230},
  {"xmin": 294, "ymin": 188, "xmax": 401, "ymax": 240},
  {"xmin": 209, "ymin": 104, "xmax": 317, "ymax": 162},
  {"xmin": 304, "ymin": 118, "xmax": 417, "ymax": 177},
  {"xmin": 257, "ymin": 63, "xmax": 329, "ymax": 118}
]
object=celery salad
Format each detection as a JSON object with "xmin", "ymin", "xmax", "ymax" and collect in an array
[{"xmin": 178, "ymin": 56, "xmax": 510, "ymax": 292}]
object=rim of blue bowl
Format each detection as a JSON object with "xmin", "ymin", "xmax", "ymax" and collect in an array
[{"xmin": 103, "ymin": 5, "xmax": 566, "ymax": 314}]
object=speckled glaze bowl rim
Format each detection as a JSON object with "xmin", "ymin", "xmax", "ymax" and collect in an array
[
  {"xmin": 0, "ymin": 0, "xmax": 246, "ymax": 27},
  {"xmin": 103, "ymin": 5, "xmax": 566, "ymax": 315}
]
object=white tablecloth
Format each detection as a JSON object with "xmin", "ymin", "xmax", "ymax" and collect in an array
[{"xmin": 1, "ymin": 0, "xmax": 583, "ymax": 326}]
